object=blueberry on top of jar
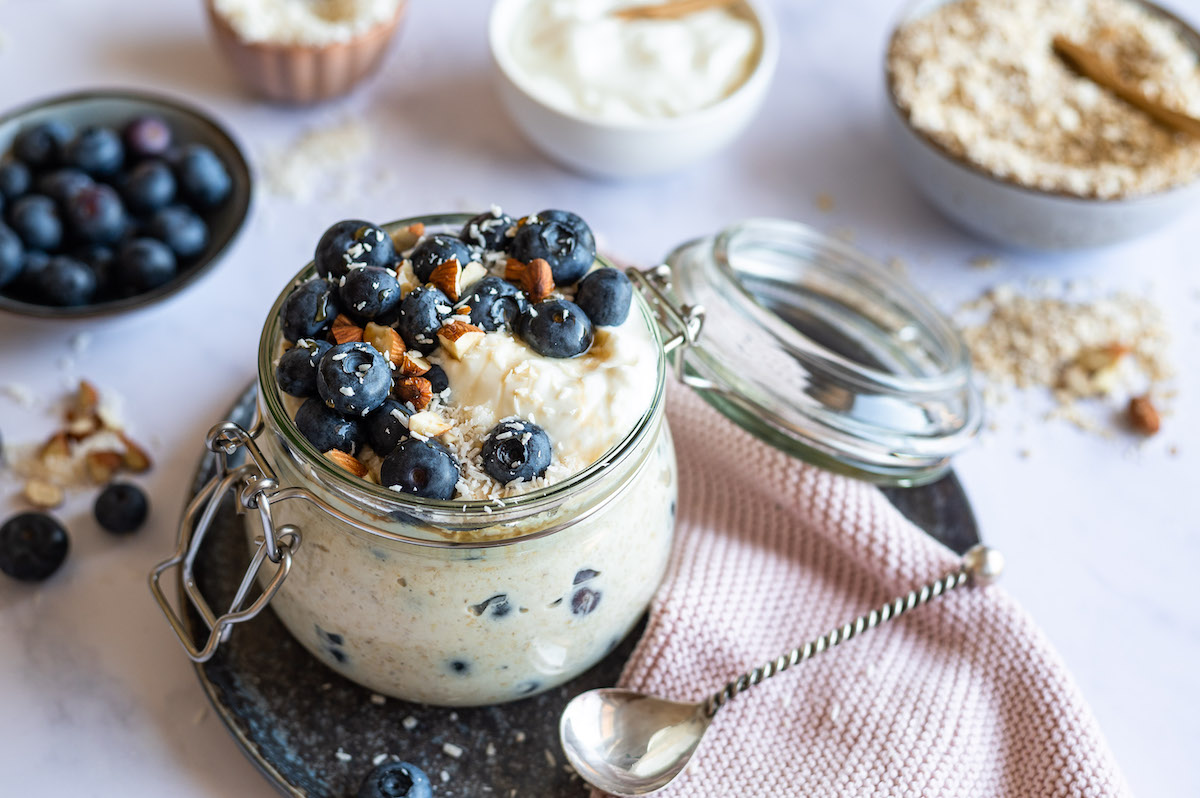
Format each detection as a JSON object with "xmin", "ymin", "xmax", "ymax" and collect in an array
[
  {"xmin": 365, "ymin": 399, "xmax": 412, "ymax": 458},
  {"xmin": 380, "ymin": 438, "xmax": 460, "ymax": 500},
  {"xmin": 339, "ymin": 265, "xmax": 402, "ymax": 324},
  {"xmin": 295, "ymin": 397, "xmax": 366, "ymax": 455},
  {"xmin": 276, "ymin": 338, "xmax": 333, "ymax": 397},
  {"xmin": 574, "ymin": 267, "xmax": 633, "ymax": 326},
  {"xmin": 12, "ymin": 121, "xmax": 72, "ymax": 169},
  {"xmin": 409, "ymin": 233, "xmax": 473, "ymax": 283},
  {"xmin": 317, "ymin": 341, "xmax": 392, "ymax": 417},
  {"xmin": 517, "ymin": 298, "xmax": 594, "ymax": 358},
  {"xmin": 396, "ymin": 285, "xmax": 452, "ymax": 354},
  {"xmin": 173, "ymin": 143, "xmax": 232, "ymax": 209},
  {"xmin": 281, "ymin": 277, "xmax": 339, "ymax": 342},
  {"xmin": 458, "ymin": 276, "xmax": 528, "ymax": 332},
  {"xmin": 509, "ymin": 209, "xmax": 596, "ymax": 286},
  {"xmin": 65, "ymin": 126, "xmax": 125, "ymax": 177},
  {"xmin": 315, "ymin": 220, "xmax": 396, "ymax": 279},
  {"xmin": 481, "ymin": 418, "xmax": 552, "ymax": 484},
  {"xmin": 460, "ymin": 207, "xmax": 515, "ymax": 252}
]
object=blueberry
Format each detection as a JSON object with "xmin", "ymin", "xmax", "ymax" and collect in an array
[
  {"xmin": 365, "ymin": 399, "xmax": 411, "ymax": 457},
  {"xmin": 409, "ymin": 233, "xmax": 472, "ymax": 283},
  {"xmin": 93, "ymin": 483, "xmax": 149, "ymax": 535},
  {"xmin": 395, "ymin": 286, "xmax": 451, "ymax": 354},
  {"xmin": 0, "ymin": 160, "xmax": 31, "ymax": 199},
  {"xmin": 575, "ymin": 267, "xmax": 633, "ymax": 327},
  {"xmin": 65, "ymin": 184, "xmax": 126, "ymax": 245},
  {"xmin": 380, "ymin": 438, "xmax": 459, "ymax": 499},
  {"xmin": 294, "ymin": 398, "xmax": 365, "ymax": 455},
  {"xmin": 74, "ymin": 244, "xmax": 115, "ymax": 294},
  {"xmin": 121, "ymin": 159, "xmax": 176, "ymax": 213},
  {"xmin": 460, "ymin": 208, "xmax": 514, "ymax": 251},
  {"xmin": 0, "ymin": 512, "xmax": 69, "ymax": 582},
  {"xmin": 517, "ymin": 299, "xmax": 593, "ymax": 358},
  {"xmin": 317, "ymin": 341, "xmax": 392, "ymax": 417},
  {"xmin": 9, "ymin": 194, "xmax": 63, "ymax": 251},
  {"xmin": 339, "ymin": 265, "xmax": 402, "ymax": 324},
  {"xmin": 146, "ymin": 205, "xmax": 208, "ymax": 258},
  {"xmin": 457, "ymin": 276, "xmax": 527, "ymax": 332},
  {"xmin": 573, "ymin": 568, "xmax": 600, "ymax": 584},
  {"xmin": 449, "ymin": 659, "xmax": 470, "ymax": 674},
  {"xmin": 571, "ymin": 587, "xmax": 601, "ymax": 615},
  {"xmin": 123, "ymin": 116, "xmax": 172, "ymax": 159},
  {"xmin": 0, "ymin": 223, "xmax": 25, "ymax": 289},
  {"xmin": 480, "ymin": 419, "xmax": 552, "ymax": 484},
  {"xmin": 66, "ymin": 126, "xmax": 124, "ymax": 177},
  {"xmin": 275, "ymin": 338, "xmax": 332, "ymax": 397},
  {"xmin": 509, "ymin": 210, "xmax": 596, "ymax": 286},
  {"xmin": 174, "ymin": 144, "xmax": 232, "ymax": 209},
  {"xmin": 314, "ymin": 220, "xmax": 396, "ymax": 279},
  {"xmin": 12, "ymin": 121, "xmax": 72, "ymax": 169},
  {"xmin": 32, "ymin": 256, "xmax": 96, "ymax": 306},
  {"xmin": 356, "ymin": 761, "xmax": 433, "ymax": 798},
  {"xmin": 12, "ymin": 250, "xmax": 49, "ymax": 299},
  {"xmin": 114, "ymin": 238, "xmax": 176, "ymax": 294},
  {"xmin": 280, "ymin": 278, "xmax": 339, "ymax": 342},
  {"xmin": 36, "ymin": 168, "xmax": 93, "ymax": 205},
  {"xmin": 423, "ymin": 364, "xmax": 449, "ymax": 395}
]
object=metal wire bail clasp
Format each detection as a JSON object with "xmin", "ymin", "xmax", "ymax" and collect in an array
[
  {"xmin": 627, "ymin": 264, "xmax": 710, "ymax": 389},
  {"xmin": 148, "ymin": 420, "xmax": 301, "ymax": 663}
]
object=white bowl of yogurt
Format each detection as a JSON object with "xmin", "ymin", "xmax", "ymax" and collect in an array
[{"xmin": 488, "ymin": 0, "xmax": 779, "ymax": 178}]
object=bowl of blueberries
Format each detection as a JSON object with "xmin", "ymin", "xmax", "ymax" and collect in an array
[{"xmin": 0, "ymin": 89, "xmax": 251, "ymax": 318}]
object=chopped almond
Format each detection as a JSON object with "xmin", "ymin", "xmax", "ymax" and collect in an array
[
  {"xmin": 408, "ymin": 410, "xmax": 452, "ymax": 438},
  {"xmin": 429, "ymin": 259, "xmax": 464, "ymax": 301},
  {"xmin": 1128, "ymin": 395, "xmax": 1161, "ymax": 436},
  {"xmin": 39, "ymin": 432, "xmax": 71, "ymax": 460},
  {"xmin": 24, "ymin": 478, "xmax": 65, "ymax": 509},
  {"xmin": 68, "ymin": 380, "xmax": 101, "ymax": 422},
  {"xmin": 397, "ymin": 350, "xmax": 431, "ymax": 377},
  {"xmin": 395, "ymin": 376, "xmax": 434, "ymax": 411},
  {"xmin": 437, "ymin": 320, "xmax": 486, "ymax": 360},
  {"xmin": 505, "ymin": 257, "xmax": 554, "ymax": 303},
  {"xmin": 120, "ymin": 433, "xmax": 153, "ymax": 472},
  {"xmin": 364, "ymin": 322, "xmax": 406, "ymax": 366},
  {"xmin": 325, "ymin": 449, "xmax": 368, "ymax": 478},
  {"xmin": 86, "ymin": 451, "xmax": 124, "ymax": 484},
  {"xmin": 389, "ymin": 222, "xmax": 426, "ymax": 251},
  {"xmin": 460, "ymin": 262, "xmax": 489, "ymax": 291}
]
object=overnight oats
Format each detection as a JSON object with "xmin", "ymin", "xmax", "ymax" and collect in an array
[{"xmin": 248, "ymin": 209, "xmax": 676, "ymax": 706}]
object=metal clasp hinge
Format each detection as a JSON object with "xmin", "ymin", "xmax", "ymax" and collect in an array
[{"xmin": 628, "ymin": 264, "xmax": 715, "ymax": 391}]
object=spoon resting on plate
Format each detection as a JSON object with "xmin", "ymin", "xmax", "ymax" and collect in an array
[{"xmin": 560, "ymin": 544, "xmax": 1005, "ymax": 796}]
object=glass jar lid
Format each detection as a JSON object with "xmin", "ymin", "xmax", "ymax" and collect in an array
[{"xmin": 634, "ymin": 218, "xmax": 981, "ymax": 486}]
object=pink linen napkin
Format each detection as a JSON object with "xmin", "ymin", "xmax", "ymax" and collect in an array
[{"xmin": 596, "ymin": 385, "xmax": 1130, "ymax": 797}]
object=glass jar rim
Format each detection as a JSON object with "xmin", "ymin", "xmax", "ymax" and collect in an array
[{"xmin": 256, "ymin": 213, "xmax": 667, "ymax": 539}]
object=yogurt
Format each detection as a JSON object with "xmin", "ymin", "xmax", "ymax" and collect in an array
[{"xmin": 506, "ymin": 0, "xmax": 761, "ymax": 122}]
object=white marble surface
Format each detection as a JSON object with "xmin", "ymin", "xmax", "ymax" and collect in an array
[{"xmin": 1, "ymin": 1, "xmax": 1198, "ymax": 795}]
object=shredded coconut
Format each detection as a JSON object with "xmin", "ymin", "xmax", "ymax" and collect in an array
[
  {"xmin": 212, "ymin": 0, "xmax": 400, "ymax": 46},
  {"xmin": 263, "ymin": 118, "xmax": 373, "ymax": 201}
]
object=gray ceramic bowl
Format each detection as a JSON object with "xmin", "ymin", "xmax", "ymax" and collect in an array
[
  {"xmin": 0, "ymin": 89, "xmax": 252, "ymax": 318},
  {"xmin": 884, "ymin": 0, "xmax": 1200, "ymax": 250}
]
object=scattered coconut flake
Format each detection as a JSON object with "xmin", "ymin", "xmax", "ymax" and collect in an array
[{"xmin": 263, "ymin": 118, "xmax": 373, "ymax": 202}]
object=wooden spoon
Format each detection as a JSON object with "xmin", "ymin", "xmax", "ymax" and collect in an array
[
  {"xmin": 1052, "ymin": 35, "xmax": 1200, "ymax": 138},
  {"xmin": 613, "ymin": 0, "xmax": 738, "ymax": 22}
]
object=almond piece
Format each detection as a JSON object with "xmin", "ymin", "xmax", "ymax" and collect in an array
[
  {"xmin": 120, "ymin": 433, "xmax": 153, "ymax": 472},
  {"xmin": 395, "ymin": 376, "xmax": 434, "ymax": 411},
  {"xmin": 324, "ymin": 449, "xmax": 368, "ymax": 478},
  {"xmin": 364, "ymin": 322, "xmax": 406, "ymax": 366},
  {"xmin": 331, "ymin": 314, "xmax": 364, "ymax": 344},
  {"xmin": 460, "ymin": 261, "xmax": 489, "ymax": 291},
  {"xmin": 39, "ymin": 432, "xmax": 71, "ymax": 461},
  {"xmin": 408, "ymin": 410, "xmax": 452, "ymax": 439},
  {"xmin": 437, "ymin": 320, "xmax": 486, "ymax": 360},
  {"xmin": 24, "ymin": 478, "xmax": 65, "ymax": 509},
  {"xmin": 68, "ymin": 380, "xmax": 101, "ymax": 422},
  {"xmin": 505, "ymin": 257, "xmax": 554, "ymax": 303},
  {"xmin": 396, "ymin": 350, "xmax": 431, "ymax": 377},
  {"xmin": 86, "ymin": 451, "xmax": 125, "ymax": 483},
  {"xmin": 66, "ymin": 414, "xmax": 100, "ymax": 440},
  {"xmin": 429, "ymin": 259, "xmax": 464, "ymax": 302},
  {"xmin": 1127, "ymin": 395, "xmax": 1160, "ymax": 436},
  {"xmin": 389, "ymin": 222, "xmax": 426, "ymax": 252}
]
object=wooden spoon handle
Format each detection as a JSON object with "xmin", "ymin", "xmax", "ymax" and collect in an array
[
  {"xmin": 613, "ymin": 0, "xmax": 738, "ymax": 21},
  {"xmin": 1052, "ymin": 35, "xmax": 1200, "ymax": 138}
]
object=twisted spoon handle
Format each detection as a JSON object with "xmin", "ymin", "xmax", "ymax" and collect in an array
[{"xmin": 704, "ymin": 544, "xmax": 1003, "ymax": 716}]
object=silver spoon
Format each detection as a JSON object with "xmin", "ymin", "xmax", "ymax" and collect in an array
[{"xmin": 560, "ymin": 544, "xmax": 1005, "ymax": 796}]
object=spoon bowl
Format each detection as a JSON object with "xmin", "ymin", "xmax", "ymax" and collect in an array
[{"xmin": 560, "ymin": 689, "xmax": 712, "ymax": 796}]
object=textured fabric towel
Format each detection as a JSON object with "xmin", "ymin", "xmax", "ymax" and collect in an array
[{"xmin": 593, "ymin": 385, "xmax": 1129, "ymax": 798}]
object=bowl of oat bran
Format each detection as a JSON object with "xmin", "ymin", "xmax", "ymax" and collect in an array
[{"xmin": 884, "ymin": 0, "xmax": 1200, "ymax": 250}]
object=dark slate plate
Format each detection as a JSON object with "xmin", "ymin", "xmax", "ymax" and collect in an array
[{"xmin": 181, "ymin": 384, "xmax": 979, "ymax": 798}]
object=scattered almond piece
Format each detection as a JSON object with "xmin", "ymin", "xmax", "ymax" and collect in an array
[
  {"xmin": 409, "ymin": 410, "xmax": 452, "ymax": 438},
  {"xmin": 39, "ymin": 432, "xmax": 71, "ymax": 460},
  {"xmin": 437, "ymin": 320, "xmax": 486, "ymax": 360},
  {"xmin": 86, "ymin": 451, "xmax": 125, "ymax": 484},
  {"xmin": 505, "ymin": 257, "xmax": 554, "ymax": 303},
  {"xmin": 332, "ymin": 314, "xmax": 364, "ymax": 344},
  {"xmin": 325, "ymin": 449, "xmax": 369, "ymax": 477},
  {"xmin": 396, "ymin": 376, "xmax": 434, "ymax": 411},
  {"xmin": 120, "ymin": 433, "xmax": 153, "ymax": 472},
  {"xmin": 429, "ymin": 259, "xmax": 464, "ymax": 302},
  {"xmin": 364, "ymin": 322, "xmax": 406, "ymax": 366},
  {"xmin": 68, "ymin": 381, "xmax": 101, "ymax": 422},
  {"xmin": 1127, "ymin": 395, "xmax": 1160, "ymax": 436},
  {"xmin": 397, "ymin": 350, "xmax": 431, "ymax": 377},
  {"xmin": 24, "ymin": 478, "xmax": 65, "ymax": 509}
]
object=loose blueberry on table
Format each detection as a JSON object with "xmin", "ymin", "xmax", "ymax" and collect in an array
[
  {"xmin": 0, "ymin": 512, "xmax": 70, "ymax": 582},
  {"xmin": 94, "ymin": 482, "xmax": 149, "ymax": 535},
  {"xmin": 277, "ymin": 207, "xmax": 637, "ymax": 501},
  {"xmin": 0, "ymin": 114, "xmax": 234, "ymax": 308}
]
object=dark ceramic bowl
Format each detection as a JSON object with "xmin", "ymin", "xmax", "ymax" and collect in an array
[{"xmin": 0, "ymin": 89, "xmax": 252, "ymax": 319}]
